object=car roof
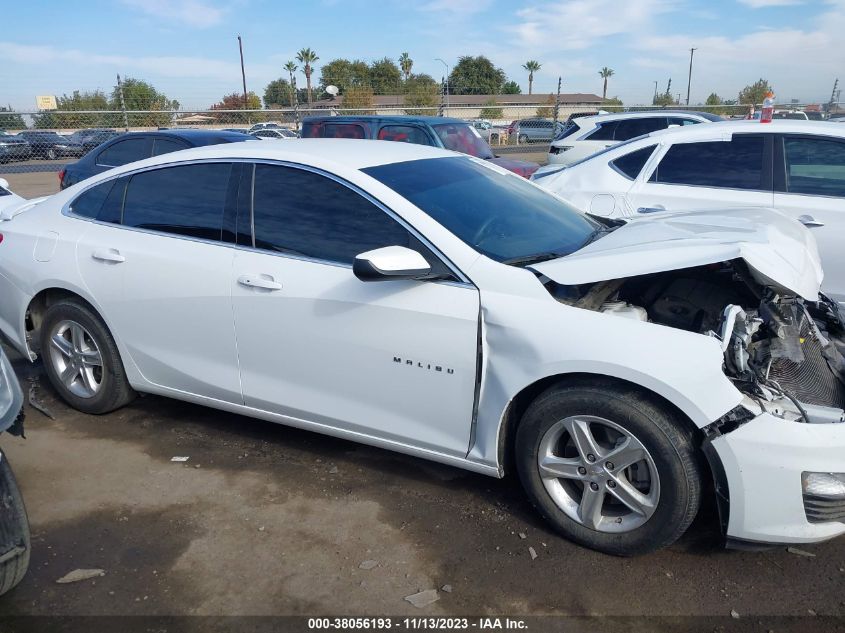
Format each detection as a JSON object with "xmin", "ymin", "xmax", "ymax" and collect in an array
[
  {"xmin": 88, "ymin": 138, "xmax": 458, "ymax": 175},
  {"xmin": 137, "ymin": 128, "xmax": 253, "ymax": 141},
  {"xmin": 302, "ymin": 115, "xmax": 468, "ymax": 125},
  {"xmin": 577, "ymin": 110, "xmax": 721, "ymax": 126},
  {"xmin": 647, "ymin": 119, "xmax": 845, "ymax": 141}
]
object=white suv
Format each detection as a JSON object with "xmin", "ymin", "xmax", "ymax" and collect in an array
[{"xmin": 548, "ymin": 111, "xmax": 721, "ymax": 166}]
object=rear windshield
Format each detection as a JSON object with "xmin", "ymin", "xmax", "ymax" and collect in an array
[{"xmin": 431, "ymin": 123, "xmax": 494, "ymax": 159}]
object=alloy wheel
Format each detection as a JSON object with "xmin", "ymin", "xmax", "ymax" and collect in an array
[{"xmin": 48, "ymin": 320, "xmax": 104, "ymax": 399}]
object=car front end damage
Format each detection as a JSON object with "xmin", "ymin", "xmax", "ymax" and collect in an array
[{"xmin": 527, "ymin": 209, "xmax": 845, "ymax": 545}]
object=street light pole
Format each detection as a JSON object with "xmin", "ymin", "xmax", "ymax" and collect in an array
[
  {"xmin": 435, "ymin": 58, "xmax": 449, "ymax": 115},
  {"xmin": 653, "ymin": 81, "xmax": 658, "ymax": 103},
  {"xmin": 238, "ymin": 35, "xmax": 248, "ymax": 121},
  {"xmin": 686, "ymin": 47, "xmax": 696, "ymax": 106}
]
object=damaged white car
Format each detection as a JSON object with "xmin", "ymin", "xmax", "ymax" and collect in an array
[{"xmin": 0, "ymin": 140, "xmax": 843, "ymax": 555}]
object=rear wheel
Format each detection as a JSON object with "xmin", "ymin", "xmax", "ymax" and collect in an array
[
  {"xmin": 39, "ymin": 299, "xmax": 135, "ymax": 414},
  {"xmin": 46, "ymin": 148, "xmax": 57, "ymax": 160},
  {"xmin": 518, "ymin": 134, "xmax": 529, "ymax": 144},
  {"xmin": 515, "ymin": 380, "xmax": 702, "ymax": 556},
  {"xmin": 0, "ymin": 451, "xmax": 30, "ymax": 596}
]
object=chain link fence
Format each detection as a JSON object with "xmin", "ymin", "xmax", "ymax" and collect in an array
[{"xmin": 1, "ymin": 102, "xmax": 842, "ymax": 184}]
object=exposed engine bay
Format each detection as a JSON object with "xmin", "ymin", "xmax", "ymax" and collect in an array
[{"xmin": 542, "ymin": 259, "xmax": 845, "ymax": 424}]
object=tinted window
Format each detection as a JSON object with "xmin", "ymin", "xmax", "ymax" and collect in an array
[
  {"xmin": 431, "ymin": 123, "xmax": 493, "ymax": 159},
  {"xmin": 784, "ymin": 136, "xmax": 845, "ymax": 197},
  {"xmin": 252, "ymin": 164, "xmax": 410, "ymax": 264},
  {"xmin": 613, "ymin": 118, "xmax": 667, "ymax": 141},
  {"xmin": 152, "ymin": 138, "xmax": 188, "ymax": 156},
  {"xmin": 611, "ymin": 145, "xmax": 657, "ymax": 179},
  {"xmin": 377, "ymin": 125, "xmax": 433, "ymax": 145},
  {"xmin": 96, "ymin": 137, "xmax": 151, "ymax": 166},
  {"xmin": 122, "ymin": 163, "xmax": 231, "ymax": 240},
  {"xmin": 668, "ymin": 117, "xmax": 701, "ymax": 126},
  {"xmin": 68, "ymin": 180, "xmax": 115, "ymax": 219},
  {"xmin": 553, "ymin": 124, "xmax": 579, "ymax": 141},
  {"xmin": 323, "ymin": 123, "xmax": 366, "ymax": 139},
  {"xmin": 586, "ymin": 121, "xmax": 617, "ymax": 141},
  {"xmin": 651, "ymin": 136, "xmax": 765, "ymax": 190},
  {"xmin": 363, "ymin": 157, "xmax": 600, "ymax": 263}
]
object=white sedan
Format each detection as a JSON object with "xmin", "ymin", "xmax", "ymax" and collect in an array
[
  {"xmin": 1, "ymin": 139, "xmax": 844, "ymax": 555},
  {"xmin": 534, "ymin": 120, "xmax": 845, "ymax": 305}
]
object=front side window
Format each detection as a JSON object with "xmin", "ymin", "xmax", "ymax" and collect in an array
[
  {"xmin": 431, "ymin": 123, "xmax": 494, "ymax": 159},
  {"xmin": 611, "ymin": 145, "xmax": 657, "ymax": 180},
  {"xmin": 152, "ymin": 138, "xmax": 189, "ymax": 156},
  {"xmin": 96, "ymin": 137, "xmax": 151, "ymax": 167},
  {"xmin": 251, "ymin": 164, "xmax": 411, "ymax": 264},
  {"xmin": 650, "ymin": 135, "xmax": 765, "ymax": 190},
  {"xmin": 586, "ymin": 121, "xmax": 617, "ymax": 141},
  {"xmin": 783, "ymin": 136, "xmax": 845, "ymax": 197},
  {"xmin": 122, "ymin": 163, "xmax": 232, "ymax": 240},
  {"xmin": 363, "ymin": 157, "xmax": 600, "ymax": 263},
  {"xmin": 377, "ymin": 125, "xmax": 433, "ymax": 146},
  {"xmin": 613, "ymin": 118, "xmax": 667, "ymax": 141}
]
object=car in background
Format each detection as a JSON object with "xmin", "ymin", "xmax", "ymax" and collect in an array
[
  {"xmin": 506, "ymin": 119, "xmax": 565, "ymax": 144},
  {"xmin": 302, "ymin": 115, "xmax": 539, "ymax": 178},
  {"xmin": 81, "ymin": 130, "xmax": 123, "ymax": 155},
  {"xmin": 16, "ymin": 130, "xmax": 74, "ymax": 160},
  {"xmin": 0, "ymin": 345, "xmax": 29, "ymax": 596},
  {"xmin": 60, "ymin": 128, "xmax": 257, "ymax": 189},
  {"xmin": 1, "ymin": 139, "xmax": 845, "ymax": 556},
  {"xmin": 0, "ymin": 133, "xmax": 31, "ymax": 162},
  {"xmin": 547, "ymin": 110, "xmax": 722, "ymax": 165},
  {"xmin": 248, "ymin": 122, "xmax": 284, "ymax": 133},
  {"xmin": 251, "ymin": 128, "xmax": 297, "ymax": 139},
  {"xmin": 773, "ymin": 110, "xmax": 810, "ymax": 121},
  {"xmin": 221, "ymin": 128, "xmax": 250, "ymax": 134},
  {"xmin": 64, "ymin": 129, "xmax": 115, "ymax": 157},
  {"xmin": 532, "ymin": 120, "xmax": 845, "ymax": 304}
]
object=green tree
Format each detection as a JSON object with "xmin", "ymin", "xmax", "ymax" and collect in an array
[
  {"xmin": 319, "ymin": 58, "xmax": 370, "ymax": 95},
  {"xmin": 449, "ymin": 56, "xmax": 506, "ymax": 95},
  {"xmin": 522, "ymin": 60, "xmax": 541, "ymax": 95},
  {"xmin": 535, "ymin": 94, "xmax": 555, "ymax": 118},
  {"xmin": 110, "ymin": 78, "xmax": 179, "ymax": 127},
  {"xmin": 0, "ymin": 106, "xmax": 26, "ymax": 130},
  {"xmin": 705, "ymin": 92, "xmax": 722, "ymax": 106},
  {"xmin": 297, "ymin": 47, "xmax": 319, "ymax": 107},
  {"xmin": 341, "ymin": 85, "xmax": 375, "ymax": 114},
  {"xmin": 284, "ymin": 61, "xmax": 299, "ymax": 107},
  {"xmin": 599, "ymin": 67, "xmax": 615, "ymax": 100},
  {"xmin": 369, "ymin": 57, "xmax": 402, "ymax": 95},
  {"xmin": 501, "ymin": 80, "xmax": 521, "ymax": 94},
  {"xmin": 653, "ymin": 78, "xmax": 675, "ymax": 106},
  {"xmin": 403, "ymin": 74, "xmax": 439, "ymax": 115},
  {"xmin": 32, "ymin": 90, "xmax": 113, "ymax": 128},
  {"xmin": 602, "ymin": 96, "xmax": 623, "ymax": 108},
  {"xmin": 264, "ymin": 78, "xmax": 293, "ymax": 108},
  {"xmin": 479, "ymin": 98, "xmax": 503, "ymax": 119},
  {"xmin": 210, "ymin": 92, "xmax": 262, "ymax": 123},
  {"xmin": 399, "ymin": 52, "xmax": 413, "ymax": 82},
  {"xmin": 738, "ymin": 78, "xmax": 773, "ymax": 106}
]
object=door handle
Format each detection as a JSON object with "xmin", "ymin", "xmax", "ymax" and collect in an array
[
  {"xmin": 238, "ymin": 274, "xmax": 282, "ymax": 291},
  {"xmin": 92, "ymin": 249, "xmax": 125, "ymax": 263},
  {"xmin": 637, "ymin": 205, "xmax": 666, "ymax": 214},
  {"xmin": 798, "ymin": 214, "xmax": 825, "ymax": 228}
]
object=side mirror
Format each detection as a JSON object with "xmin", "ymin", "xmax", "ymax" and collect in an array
[{"xmin": 353, "ymin": 246, "xmax": 431, "ymax": 282}]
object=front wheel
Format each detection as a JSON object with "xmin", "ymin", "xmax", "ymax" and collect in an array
[
  {"xmin": 515, "ymin": 380, "xmax": 702, "ymax": 556},
  {"xmin": 518, "ymin": 134, "xmax": 529, "ymax": 144},
  {"xmin": 0, "ymin": 451, "xmax": 30, "ymax": 596},
  {"xmin": 46, "ymin": 148, "xmax": 57, "ymax": 160}
]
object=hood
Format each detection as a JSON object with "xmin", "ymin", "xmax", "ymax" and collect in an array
[
  {"xmin": 489, "ymin": 157, "xmax": 540, "ymax": 178},
  {"xmin": 530, "ymin": 207, "xmax": 823, "ymax": 301}
]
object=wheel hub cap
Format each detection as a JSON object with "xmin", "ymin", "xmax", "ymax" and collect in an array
[{"xmin": 48, "ymin": 320, "xmax": 104, "ymax": 399}]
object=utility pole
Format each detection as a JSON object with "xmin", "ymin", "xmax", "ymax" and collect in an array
[
  {"xmin": 653, "ymin": 81, "xmax": 658, "ymax": 103},
  {"xmin": 830, "ymin": 78, "xmax": 840, "ymax": 106},
  {"xmin": 116, "ymin": 73, "xmax": 129, "ymax": 131},
  {"xmin": 237, "ymin": 35, "xmax": 248, "ymax": 123},
  {"xmin": 553, "ymin": 76, "xmax": 562, "ymax": 124},
  {"xmin": 686, "ymin": 48, "xmax": 696, "ymax": 106},
  {"xmin": 436, "ymin": 58, "xmax": 449, "ymax": 116}
]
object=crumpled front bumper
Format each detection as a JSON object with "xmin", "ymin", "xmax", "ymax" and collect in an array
[
  {"xmin": 711, "ymin": 412, "xmax": 845, "ymax": 544},
  {"xmin": 0, "ymin": 349, "xmax": 24, "ymax": 436}
]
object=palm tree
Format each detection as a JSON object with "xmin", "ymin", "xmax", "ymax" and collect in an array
[
  {"xmin": 522, "ymin": 60, "xmax": 541, "ymax": 95},
  {"xmin": 284, "ymin": 61, "xmax": 298, "ymax": 107},
  {"xmin": 399, "ymin": 52, "xmax": 413, "ymax": 82},
  {"xmin": 296, "ymin": 48, "xmax": 319, "ymax": 107},
  {"xmin": 599, "ymin": 67, "xmax": 615, "ymax": 100}
]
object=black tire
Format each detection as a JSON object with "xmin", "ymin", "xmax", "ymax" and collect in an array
[
  {"xmin": 39, "ymin": 299, "xmax": 135, "ymax": 415},
  {"xmin": 518, "ymin": 134, "xmax": 529, "ymax": 144},
  {"xmin": 46, "ymin": 148, "xmax": 57, "ymax": 160},
  {"xmin": 0, "ymin": 451, "xmax": 30, "ymax": 596},
  {"xmin": 515, "ymin": 379, "xmax": 702, "ymax": 556}
]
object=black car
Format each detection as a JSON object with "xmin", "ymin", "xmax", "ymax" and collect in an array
[
  {"xmin": 80, "ymin": 130, "xmax": 122, "ymax": 155},
  {"xmin": 64, "ymin": 129, "xmax": 115, "ymax": 157},
  {"xmin": 60, "ymin": 129, "xmax": 257, "ymax": 189},
  {"xmin": 17, "ymin": 131, "xmax": 74, "ymax": 160},
  {"xmin": 0, "ymin": 134, "xmax": 32, "ymax": 163}
]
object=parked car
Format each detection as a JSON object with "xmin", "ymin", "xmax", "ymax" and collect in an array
[
  {"xmin": 507, "ymin": 119, "xmax": 565, "ymax": 144},
  {"xmin": 248, "ymin": 122, "xmax": 283, "ymax": 133},
  {"xmin": 302, "ymin": 115, "xmax": 539, "ymax": 178},
  {"xmin": 60, "ymin": 129, "xmax": 257, "ymax": 189},
  {"xmin": 547, "ymin": 111, "xmax": 722, "ymax": 165},
  {"xmin": 0, "ymin": 134, "xmax": 32, "ymax": 163},
  {"xmin": 0, "ymin": 345, "xmax": 30, "ymax": 596},
  {"xmin": 221, "ymin": 128, "xmax": 250, "ymax": 134},
  {"xmin": 16, "ymin": 131, "xmax": 74, "ymax": 160},
  {"xmin": 251, "ymin": 128, "xmax": 297, "ymax": 139},
  {"xmin": 1, "ymin": 139, "xmax": 844, "ymax": 556},
  {"xmin": 532, "ymin": 120, "xmax": 845, "ymax": 304},
  {"xmin": 81, "ymin": 130, "xmax": 123, "ymax": 155},
  {"xmin": 64, "ymin": 129, "xmax": 115, "ymax": 157}
]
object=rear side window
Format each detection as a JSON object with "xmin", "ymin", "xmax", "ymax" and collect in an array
[
  {"xmin": 553, "ymin": 124, "xmax": 579, "ymax": 141},
  {"xmin": 668, "ymin": 117, "xmax": 701, "ymax": 126},
  {"xmin": 611, "ymin": 145, "xmax": 657, "ymax": 180},
  {"xmin": 122, "ymin": 163, "xmax": 232, "ymax": 240},
  {"xmin": 251, "ymin": 164, "xmax": 410, "ymax": 264},
  {"xmin": 323, "ymin": 123, "xmax": 366, "ymax": 139},
  {"xmin": 650, "ymin": 136, "xmax": 765, "ymax": 190},
  {"xmin": 152, "ymin": 138, "xmax": 189, "ymax": 156},
  {"xmin": 783, "ymin": 136, "xmax": 845, "ymax": 197},
  {"xmin": 377, "ymin": 125, "xmax": 433, "ymax": 145},
  {"xmin": 96, "ymin": 137, "xmax": 151, "ymax": 167},
  {"xmin": 68, "ymin": 180, "xmax": 115, "ymax": 219},
  {"xmin": 586, "ymin": 121, "xmax": 617, "ymax": 141},
  {"xmin": 613, "ymin": 118, "xmax": 667, "ymax": 141}
]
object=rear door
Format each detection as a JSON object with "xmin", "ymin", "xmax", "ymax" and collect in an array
[
  {"xmin": 773, "ymin": 133, "xmax": 845, "ymax": 304},
  {"xmin": 627, "ymin": 134, "xmax": 773, "ymax": 215},
  {"xmin": 94, "ymin": 136, "xmax": 153, "ymax": 173}
]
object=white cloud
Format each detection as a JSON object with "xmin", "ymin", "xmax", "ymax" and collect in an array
[
  {"xmin": 738, "ymin": 0, "xmax": 803, "ymax": 7},
  {"xmin": 418, "ymin": 0, "xmax": 493, "ymax": 15},
  {"xmin": 119, "ymin": 0, "xmax": 227, "ymax": 29}
]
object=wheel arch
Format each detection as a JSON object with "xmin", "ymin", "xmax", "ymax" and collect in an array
[{"xmin": 25, "ymin": 285, "xmax": 108, "ymax": 359}]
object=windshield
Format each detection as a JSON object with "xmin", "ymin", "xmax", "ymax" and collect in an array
[
  {"xmin": 431, "ymin": 123, "xmax": 494, "ymax": 159},
  {"xmin": 363, "ymin": 157, "xmax": 601, "ymax": 263}
]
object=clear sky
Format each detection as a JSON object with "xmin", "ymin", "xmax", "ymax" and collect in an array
[{"xmin": 1, "ymin": 0, "xmax": 842, "ymax": 111}]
